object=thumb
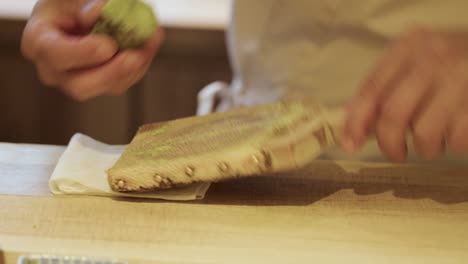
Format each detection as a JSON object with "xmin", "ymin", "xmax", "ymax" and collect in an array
[{"xmin": 78, "ymin": 0, "xmax": 108, "ymax": 29}]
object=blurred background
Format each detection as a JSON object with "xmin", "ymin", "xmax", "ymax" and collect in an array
[{"xmin": 0, "ymin": 0, "xmax": 232, "ymax": 145}]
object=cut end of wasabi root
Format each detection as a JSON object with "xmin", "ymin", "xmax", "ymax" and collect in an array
[{"xmin": 92, "ymin": 0, "xmax": 159, "ymax": 49}]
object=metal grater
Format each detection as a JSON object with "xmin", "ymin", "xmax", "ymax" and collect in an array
[{"xmin": 17, "ymin": 255, "xmax": 127, "ymax": 264}]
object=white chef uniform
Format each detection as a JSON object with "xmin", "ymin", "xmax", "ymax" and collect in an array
[{"xmin": 197, "ymin": 0, "xmax": 468, "ymax": 164}]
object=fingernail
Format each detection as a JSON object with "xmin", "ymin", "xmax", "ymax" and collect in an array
[
  {"xmin": 81, "ymin": 0, "xmax": 107, "ymax": 27},
  {"xmin": 81, "ymin": 0, "xmax": 97, "ymax": 14}
]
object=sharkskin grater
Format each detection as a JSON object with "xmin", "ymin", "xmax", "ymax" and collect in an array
[{"xmin": 107, "ymin": 98, "xmax": 345, "ymax": 193}]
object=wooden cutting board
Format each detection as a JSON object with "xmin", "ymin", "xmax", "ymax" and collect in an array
[{"xmin": 1, "ymin": 142, "xmax": 468, "ymax": 264}]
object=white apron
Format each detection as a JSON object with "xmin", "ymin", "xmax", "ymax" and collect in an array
[{"xmin": 197, "ymin": 0, "xmax": 468, "ymax": 164}]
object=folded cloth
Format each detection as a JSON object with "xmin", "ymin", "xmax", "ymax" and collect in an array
[{"xmin": 49, "ymin": 133, "xmax": 211, "ymax": 200}]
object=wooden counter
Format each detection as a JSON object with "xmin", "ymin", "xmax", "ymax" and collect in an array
[{"xmin": 1, "ymin": 142, "xmax": 468, "ymax": 264}]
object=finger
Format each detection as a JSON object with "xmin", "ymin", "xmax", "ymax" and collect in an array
[
  {"xmin": 359, "ymin": 37, "xmax": 411, "ymax": 98},
  {"xmin": 79, "ymin": 0, "xmax": 107, "ymax": 29},
  {"xmin": 106, "ymin": 57, "xmax": 152, "ymax": 96},
  {"xmin": 61, "ymin": 28, "xmax": 163, "ymax": 101},
  {"xmin": 105, "ymin": 29, "xmax": 164, "ymax": 95},
  {"xmin": 62, "ymin": 50, "xmax": 147, "ymax": 101},
  {"xmin": 343, "ymin": 39, "xmax": 411, "ymax": 152},
  {"xmin": 106, "ymin": 66, "xmax": 145, "ymax": 96},
  {"xmin": 138, "ymin": 28, "xmax": 165, "ymax": 59},
  {"xmin": 34, "ymin": 27, "xmax": 117, "ymax": 71},
  {"xmin": 341, "ymin": 95, "xmax": 377, "ymax": 152},
  {"xmin": 21, "ymin": 19, "xmax": 45, "ymax": 61},
  {"xmin": 376, "ymin": 69, "xmax": 433, "ymax": 162},
  {"xmin": 412, "ymin": 80, "xmax": 464, "ymax": 160},
  {"xmin": 447, "ymin": 110, "xmax": 468, "ymax": 153}
]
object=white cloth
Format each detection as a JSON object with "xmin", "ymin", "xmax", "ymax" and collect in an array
[
  {"xmin": 198, "ymin": 0, "xmax": 468, "ymax": 163},
  {"xmin": 49, "ymin": 133, "xmax": 210, "ymax": 201}
]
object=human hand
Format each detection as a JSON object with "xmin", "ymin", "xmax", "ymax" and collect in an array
[
  {"xmin": 342, "ymin": 29, "xmax": 468, "ymax": 162},
  {"xmin": 21, "ymin": 0, "xmax": 164, "ymax": 101}
]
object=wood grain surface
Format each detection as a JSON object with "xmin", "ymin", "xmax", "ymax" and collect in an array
[{"xmin": 1, "ymin": 143, "xmax": 468, "ymax": 263}]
